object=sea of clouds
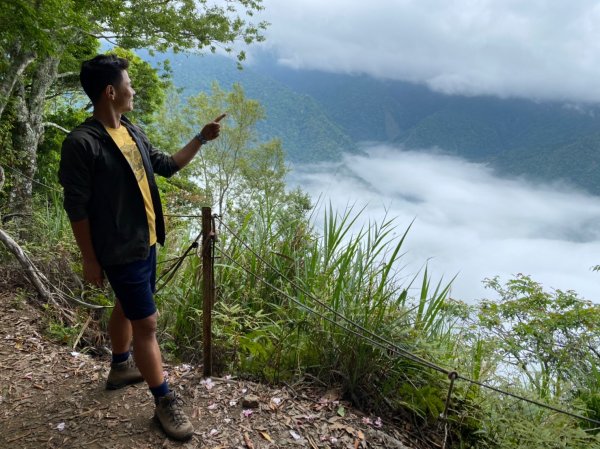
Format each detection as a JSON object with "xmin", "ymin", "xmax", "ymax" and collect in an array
[{"xmin": 287, "ymin": 145, "xmax": 600, "ymax": 303}]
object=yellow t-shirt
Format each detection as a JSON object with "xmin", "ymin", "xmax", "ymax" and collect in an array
[{"xmin": 105, "ymin": 124, "xmax": 157, "ymax": 246}]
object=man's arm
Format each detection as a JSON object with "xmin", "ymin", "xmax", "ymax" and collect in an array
[
  {"xmin": 70, "ymin": 218, "xmax": 104, "ymax": 288},
  {"xmin": 172, "ymin": 113, "xmax": 226, "ymax": 169}
]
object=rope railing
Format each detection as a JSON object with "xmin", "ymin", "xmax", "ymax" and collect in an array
[{"xmin": 213, "ymin": 215, "xmax": 600, "ymax": 428}]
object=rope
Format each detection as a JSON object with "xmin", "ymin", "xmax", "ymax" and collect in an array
[
  {"xmin": 214, "ymin": 218, "xmax": 600, "ymax": 427},
  {"xmin": 216, "ymin": 216, "xmax": 451, "ymax": 374},
  {"xmin": 25, "ymin": 253, "xmax": 112, "ymax": 310},
  {"xmin": 155, "ymin": 235, "xmax": 201, "ymax": 294},
  {"xmin": 215, "ymin": 247, "xmax": 444, "ymax": 371},
  {"xmin": 2, "ymin": 164, "xmax": 62, "ymax": 193},
  {"xmin": 163, "ymin": 214, "xmax": 202, "ymax": 218}
]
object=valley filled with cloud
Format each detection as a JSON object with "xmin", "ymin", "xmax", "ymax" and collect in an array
[{"xmin": 289, "ymin": 145, "xmax": 600, "ymax": 303}]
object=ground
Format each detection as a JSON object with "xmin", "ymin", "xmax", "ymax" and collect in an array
[{"xmin": 0, "ymin": 292, "xmax": 421, "ymax": 449}]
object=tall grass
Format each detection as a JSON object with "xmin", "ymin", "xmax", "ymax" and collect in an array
[{"xmin": 158, "ymin": 202, "xmax": 457, "ymax": 410}]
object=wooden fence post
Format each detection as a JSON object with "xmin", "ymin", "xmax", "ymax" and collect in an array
[{"xmin": 202, "ymin": 206, "xmax": 214, "ymax": 377}]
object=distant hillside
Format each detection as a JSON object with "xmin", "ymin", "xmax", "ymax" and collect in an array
[
  {"xmin": 254, "ymin": 56, "xmax": 600, "ymax": 194},
  {"xmin": 143, "ymin": 52, "xmax": 600, "ymax": 194},
  {"xmin": 141, "ymin": 52, "xmax": 359, "ymax": 164}
]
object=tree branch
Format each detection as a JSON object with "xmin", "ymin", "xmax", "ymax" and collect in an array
[
  {"xmin": 0, "ymin": 227, "xmax": 55, "ymax": 304},
  {"xmin": 56, "ymin": 71, "xmax": 78, "ymax": 79},
  {"xmin": 43, "ymin": 122, "xmax": 70, "ymax": 134}
]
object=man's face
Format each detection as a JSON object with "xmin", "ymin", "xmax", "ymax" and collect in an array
[{"xmin": 111, "ymin": 70, "xmax": 135, "ymax": 113}]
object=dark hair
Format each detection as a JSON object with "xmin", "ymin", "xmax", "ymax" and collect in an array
[{"xmin": 80, "ymin": 54, "xmax": 129, "ymax": 104}]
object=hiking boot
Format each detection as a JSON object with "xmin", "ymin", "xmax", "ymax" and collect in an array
[
  {"xmin": 105, "ymin": 355, "xmax": 144, "ymax": 390},
  {"xmin": 154, "ymin": 391, "xmax": 194, "ymax": 441}
]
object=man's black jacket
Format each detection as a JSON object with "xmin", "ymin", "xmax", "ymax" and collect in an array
[{"xmin": 58, "ymin": 116, "xmax": 180, "ymax": 267}]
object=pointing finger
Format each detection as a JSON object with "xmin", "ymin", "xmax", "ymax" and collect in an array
[{"xmin": 214, "ymin": 113, "xmax": 226, "ymax": 123}]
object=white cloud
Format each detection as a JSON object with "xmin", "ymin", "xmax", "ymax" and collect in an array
[
  {"xmin": 287, "ymin": 145, "xmax": 600, "ymax": 303},
  {"xmin": 255, "ymin": 0, "xmax": 600, "ymax": 102}
]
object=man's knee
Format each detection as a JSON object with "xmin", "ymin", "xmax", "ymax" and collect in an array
[{"xmin": 131, "ymin": 313, "xmax": 158, "ymax": 339}]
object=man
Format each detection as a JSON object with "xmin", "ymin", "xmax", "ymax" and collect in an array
[{"xmin": 59, "ymin": 54, "xmax": 224, "ymax": 441}]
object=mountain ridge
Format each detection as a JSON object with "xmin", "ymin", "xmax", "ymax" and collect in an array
[{"xmin": 145, "ymin": 52, "xmax": 600, "ymax": 194}]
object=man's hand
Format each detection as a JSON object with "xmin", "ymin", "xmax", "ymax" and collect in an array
[
  {"xmin": 83, "ymin": 257, "xmax": 104, "ymax": 288},
  {"xmin": 173, "ymin": 113, "xmax": 227, "ymax": 169},
  {"xmin": 199, "ymin": 113, "xmax": 226, "ymax": 142}
]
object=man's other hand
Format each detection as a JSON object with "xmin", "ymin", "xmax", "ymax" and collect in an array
[{"xmin": 83, "ymin": 258, "xmax": 104, "ymax": 288}]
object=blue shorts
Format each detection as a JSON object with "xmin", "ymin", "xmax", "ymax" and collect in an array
[{"xmin": 104, "ymin": 246, "xmax": 157, "ymax": 321}]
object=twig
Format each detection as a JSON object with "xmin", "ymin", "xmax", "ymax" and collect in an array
[
  {"xmin": 5, "ymin": 430, "xmax": 33, "ymax": 443},
  {"xmin": 72, "ymin": 315, "xmax": 92, "ymax": 350},
  {"xmin": 243, "ymin": 432, "xmax": 255, "ymax": 449}
]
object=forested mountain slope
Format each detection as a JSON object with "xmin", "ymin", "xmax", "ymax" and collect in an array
[{"xmin": 150, "ymin": 52, "xmax": 600, "ymax": 194}]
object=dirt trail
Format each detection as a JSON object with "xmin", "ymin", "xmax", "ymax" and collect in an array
[{"xmin": 0, "ymin": 293, "xmax": 419, "ymax": 449}]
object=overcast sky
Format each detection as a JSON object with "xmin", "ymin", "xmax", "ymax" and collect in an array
[
  {"xmin": 252, "ymin": 0, "xmax": 600, "ymax": 103},
  {"xmin": 288, "ymin": 146, "xmax": 600, "ymax": 303}
]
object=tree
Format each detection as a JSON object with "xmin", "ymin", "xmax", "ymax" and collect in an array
[
  {"xmin": 0, "ymin": 0, "xmax": 267, "ymax": 223},
  {"xmin": 476, "ymin": 274, "xmax": 600, "ymax": 400},
  {"xmin": 146, "ymin": 82, "xmax": 309, "ymax": 224},
  {"xmin": 184, "ymin": 82, "xmax": 289, "ymax": 216}
]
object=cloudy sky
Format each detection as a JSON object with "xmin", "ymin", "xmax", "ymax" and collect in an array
[
  {"xmin": 252, "ymin": 0, "xmax": 600, "ymax": 103},
  {"xmin": 288, "ymin": 146, "xmax": 600, "ymax": 303}
]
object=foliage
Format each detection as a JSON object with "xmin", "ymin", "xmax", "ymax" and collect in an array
[
  {"xmin": 476, "ymin": 275, "xmax": 600, "ymax": 400},
  {"xmin": 149, "ymin": 82, "xmax": 293, "ymax": 218},
  {"xmin": 150, "ymin": 52, "xmax": 359, "ymax": 163}
]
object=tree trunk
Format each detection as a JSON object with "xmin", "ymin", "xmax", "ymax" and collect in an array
[
  {"xmin": 8, "ymin": 55, "xmax": 61, "ymax": 225},
  {"xmin": 0, "ymin": 41, "xmax": 36, "ymax": 121}
]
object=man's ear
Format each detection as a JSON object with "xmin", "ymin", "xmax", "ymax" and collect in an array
[{"xmin": 104, "ymin": 85, "xmax": 115, "ymax": 100}]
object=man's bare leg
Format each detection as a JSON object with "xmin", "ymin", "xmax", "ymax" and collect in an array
[
  {"xmin": 130, "ymin": 312, "xmax": 164, "ymax": 387},
  {"xmin": 108, "ymin": 300, "xmax": 132, "ymax": 354}
]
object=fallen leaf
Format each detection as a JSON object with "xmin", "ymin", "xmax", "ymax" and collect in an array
[
  {"xmin": 260, "ymin": 431, "xmax": 273, "ymax": 443},
  {"xmin": 337, "ymin": 405, "xmax": 346, "ymax": 417},
  {"xmin": 358, "ymin": 430, "xmax": 365, "ymax": 440}
]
